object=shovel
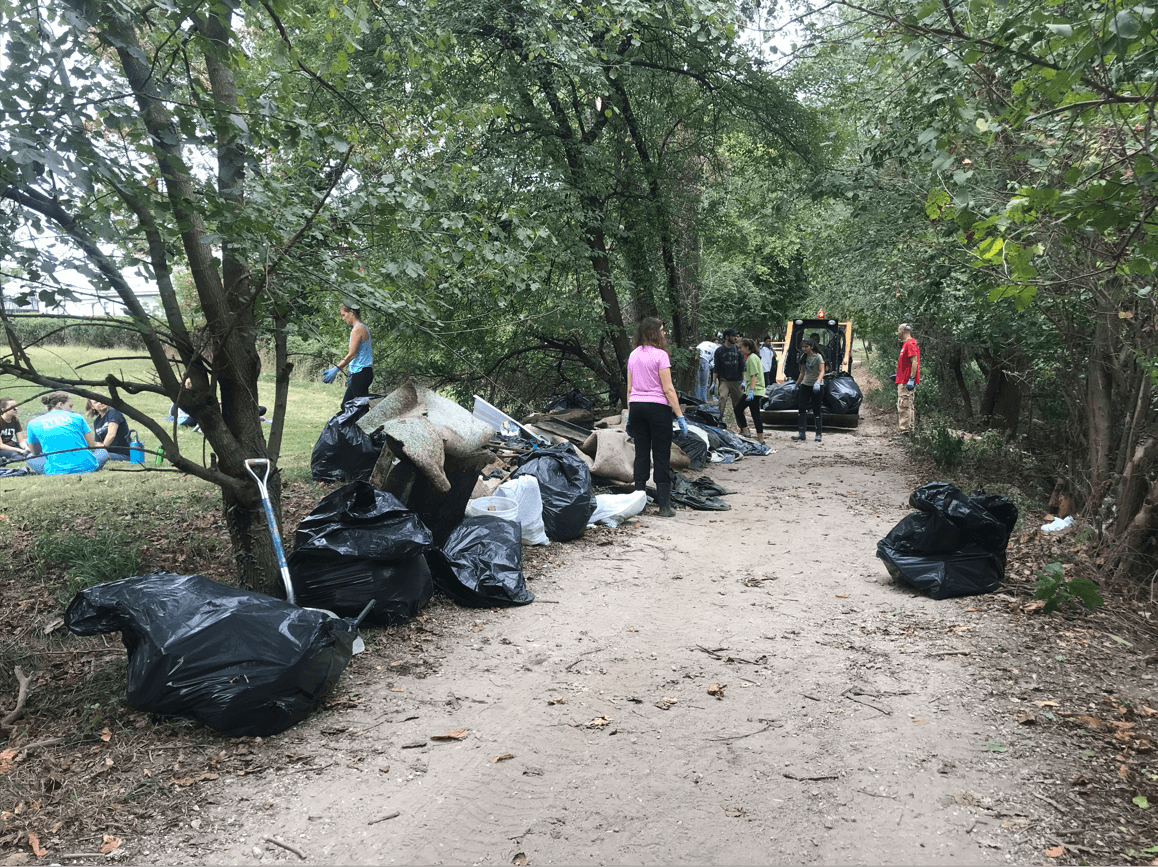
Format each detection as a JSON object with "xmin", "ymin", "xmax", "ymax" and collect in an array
[{"xmin": 245, "ymin": 458, "xmax": 372, "ymax": 651}]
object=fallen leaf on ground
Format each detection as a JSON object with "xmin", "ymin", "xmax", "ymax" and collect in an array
[
  {"xmin": 912, "ymin": 718, "xmax": 928, "ymax": 725},
  {"xmin": 390, "ymin": 687, "xmax": 404, "ymax": 693},
  {"xmin": 100, "ymin": 727, "xmax": 112, "ymax": 742},
  {"xmin": 1014, "ymin": 710, "xmax": 1037, "ymax": 725},
  {"xmin": 0, "ymin": 748, "xmax": 17, "ymax": 774},
  {"xmin": 1022, "ymin": 600, "xmax": 1046, "ymax": 613},
  {"xmin": 1045, "ymin": 845, "xmax": 1065, "ymax": 858},
  {"xmin": 655, "ymin": 697, "xmax": 677, "ymax": 710},
  {"xmin": 585, "ymin": 716, "xmax": 612, "ymax": 728},
  {"xmin": 492, "ymin": 754, "xmax": 514, "ymax": 763},
  {"xmin": 1120, "ymin": 764, "xmax": 1131, "ymax": 780},
  {"xmin": 28, "ymin": 832, "xmax": 46, "ymax": 857},
  {"xmin": 1033, "ymin": 700, "xmax": 1060, "ymax": 708},
  {"xmin": 835, "ymin": 594, "xmax": 849, "ymax": 599},
  {"xmin": 1076, "ymin": 715, "xmax": 1103, "ymax": 728},
  {"xmin": 547, "ymin": 697, "xmax": 566, "ymax": 706},
  {"xmin": 723, "ymin": 805, "xmax": 746, "ymax": 817},
  {"xmin": 1141, "ymin": 705, "xmax": 1158, "ymax": 717},
  {"xmin": 172, "ymin": 772, "xmax": 219, "ymax": 786},
  {"xmin": 707, "ymin": 683, "xmax": 727, "ymax": 699},
  {"xmin": 100, "ymin": 835, "xmax": 122, "ymax": 854},
  {"xmin": 430, "ymin": 730, "xmax": 470, "ymax": 741}
]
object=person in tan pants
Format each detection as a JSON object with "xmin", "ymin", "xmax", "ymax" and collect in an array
[{"xmin": 894, "ymin": 323, "xmax": 920, "ymax": 437}]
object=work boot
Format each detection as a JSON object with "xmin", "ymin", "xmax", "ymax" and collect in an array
[
  {"xmin": 790, "ymin": 416, "xmax": 807, "ymax": 441},
  {"xmin": 656, "ymin": 483, "xmax": 675, "ymax": 518},
  {"xmin": 815, "ymin": 416, "xmax": 823, "ymax": 443}
]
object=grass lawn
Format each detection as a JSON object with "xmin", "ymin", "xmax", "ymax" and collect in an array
[{"xmin": 0, "ymin": 344, "xmax": 351, "ymax": 557}]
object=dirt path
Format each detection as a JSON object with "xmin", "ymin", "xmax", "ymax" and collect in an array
[{"xmin": 134, "ymin": 396, "xmax": 1056, "ymax": 866}]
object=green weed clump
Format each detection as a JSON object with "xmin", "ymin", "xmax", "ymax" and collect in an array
[
  {"xmin": 35, "ymin": 529, "xmax": 144, "ymax": 604},
  {"xmin": 1033, "ymin": 561, "xmax": 1104, "ymax": 614}
]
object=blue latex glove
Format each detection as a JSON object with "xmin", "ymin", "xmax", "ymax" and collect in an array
[
  {"xmin": 906, "ymin": 377, "xmax": 915, "ymax": 392},
  {"xmin": 677, "ymin": 417, "xmax": 688, "ymax": 435},
  {"xmin": 812, "ymin": 381, "xmax": 821, "ymax": 393},
  {"xmin": 746, "ymin": 389, "xmax": 755, "ymax": 401},
  {"xmin": 322, "ymin": 366, "xmax": 340, "ymax": 384}
]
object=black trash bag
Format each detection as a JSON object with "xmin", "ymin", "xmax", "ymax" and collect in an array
[
  {"xmin": 689, "ymin": 421, "xmax": 726, "ymax": 452},
  {"xmin": 64, "ymin": 572, "xmax": 358, "ymax": 737},
  {"xmin": 823, "ymin": 372, "xmax": 863, "ymax": 414},
  {"xmin": 310, "ymin": 396, "xmax": 387, "ymax": 483},
  {"xmin": 672, "ymin": 429, "xmax": 709, "ymax": 470},
  {"xmin": 764, "ymin": 381, "xmax": 799, "ymax": 411},
  {"xmin": 648, "ymin": 472, "xmax": 731, "ymax": 511},
  {"xmin": 288, "ymin": 553, "xmax": 433, "ymax": 626},
  {"xmin": 877, "ymin": 483, "xmax": 1019, "ymax": 599},
  {"xmin": 880, "ymin": 509, "xmax": 961, "ymax": 555},
  {"xmin": 429, "ymin": 515, "xmax": 533, "ymax": 607},
  {"xmin": 511, "ymin": 443, "xmax": 595, "ymax": 542},
  {"xmin": 287, "ymin": 482, "xmax": 434, "ymax": 625},
  {"xmin": 685, "ymin": 404, "xmax": 724, "ymax": 428},
  {"xmin": 544, "ymin": 388, "xmax": 594, "ymax": 412},
  {"xmin": 910, "ymin": 482, "xmax": 1014, "ymax": 551},
  {"xmin": 292, "ymin": 482, "xmax": 433, "ymax": 562},
  {"xmin": 877, "ymin": 541, "xmax": 1006, "ymax": 600}
]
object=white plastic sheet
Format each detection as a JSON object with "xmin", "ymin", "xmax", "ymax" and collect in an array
[
  {"xmin": 494, "ymin": 476, "xmax": 551, "ymax": 546},
  {"xmin": 589, "ymin": 490, "xmax": 648, "ymax": 528}
]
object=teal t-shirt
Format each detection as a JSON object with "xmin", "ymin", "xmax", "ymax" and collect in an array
[
  {"xmin": 27, "ymin": 410, "xmax": 100, "ymax": 474},
  {"xmin": 745, "ymin": 352, "xmax": 766, "ymax": 396}
]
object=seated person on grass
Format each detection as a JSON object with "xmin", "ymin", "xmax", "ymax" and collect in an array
[
  {"xmin": 26, "ymin": 392, "xmax": 108, "ymax": 475},
  {"xmin": 0, "ymin": 398, "xmax": 30, "ymax": 460},
  {"xmin": 86, "ymin": 399, "xmax": 132, "ymax": 461}
]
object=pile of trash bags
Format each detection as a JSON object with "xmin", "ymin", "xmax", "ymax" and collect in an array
[
  {"xmin": 876, "ymin": 482, "xmax": 1018, "ymax": 599},
  {"xmin": 287, "ymin": 481, "xmax": 434, "ymax": 625},
  {"xmin": 65, "ymin": 573, "xmax": 365, "ymax": 737}
]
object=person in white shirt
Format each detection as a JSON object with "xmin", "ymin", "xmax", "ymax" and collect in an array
[
  {"xmin": 759, "ymin": 336, "xmax": 777, "ymax": 388},
  {"xmin": 694, "ymin": 336, "xmax": 719, "ymax": 403}
]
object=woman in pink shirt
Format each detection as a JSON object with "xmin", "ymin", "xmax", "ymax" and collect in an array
[{"xmin": 626, "ymin": 317, "xmax": 688, "ymax": 518}]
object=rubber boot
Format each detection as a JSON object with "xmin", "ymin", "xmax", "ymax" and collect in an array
[
  {"xmin": 815, "ymin": 414, "xmax": 823, "ymax": 443},
  {"xmin": 657, "ymin": 482, "xmax": 675, "ymax": 517},
  {"xmin": 791, "ymin": 414, "xmax": 807, "ymax": 441}
]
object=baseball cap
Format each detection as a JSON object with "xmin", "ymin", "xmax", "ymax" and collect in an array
[{"xmin": 722, "ymin": 328, "xmax": 738, "ymax": 337}]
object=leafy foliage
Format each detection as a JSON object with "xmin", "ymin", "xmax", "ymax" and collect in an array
[{"xmin": 1033, "ymin": 561, "xmax": 1105, "ymax": 614}]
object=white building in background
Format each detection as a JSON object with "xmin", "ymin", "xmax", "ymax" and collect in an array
[{"xmin": 1, "ymin": 282, "xmax": 162, "ymax": 318}]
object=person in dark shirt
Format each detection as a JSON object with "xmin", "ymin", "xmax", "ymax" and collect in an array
[
  {"xmin": 86, "ymin": 399, "xmax": 132, "ymax": 460},
  {"xmin": 0, "ymin": 398, "xmax": 29, "ymax": 459},
  {"xmin": 713, "ymin": 329, "xmax": 746, "ymax": 432}
]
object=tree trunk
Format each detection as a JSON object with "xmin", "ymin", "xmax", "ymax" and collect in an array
[
  {"xmin": 1087, "ymin": 311, "xmax": 1115, "ymax": 505},
  {"xmin": 951, "ymin": 346, "xmax": 974, "ymax": 421},
  {"xmin": 979, "ymin": 361, "xmax": 1020, "ymax": 434}
]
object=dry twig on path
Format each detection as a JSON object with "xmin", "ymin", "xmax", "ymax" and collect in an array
[
  {"xmin": 264, "ymin": 836, "xmax": 307, "ymax": 860},
  {"xmin": 1, "ymin": 666, "xmax": 32, "ymax": 732}
]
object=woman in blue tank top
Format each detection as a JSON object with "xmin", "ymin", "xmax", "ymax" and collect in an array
[{"xmin": 325, "ymin": 303, "xmax": 374, "ymax": 404}]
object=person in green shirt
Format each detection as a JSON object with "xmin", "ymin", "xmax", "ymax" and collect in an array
[{"xmin": 737, "ymin": 338, "xmax": 766, "ymax": 443}]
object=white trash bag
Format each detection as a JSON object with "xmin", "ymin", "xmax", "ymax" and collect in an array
[{"xmin": 495, "ymin": 476, "xmax": 551, "ymax": 546}]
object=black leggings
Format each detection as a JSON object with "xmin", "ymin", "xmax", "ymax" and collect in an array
[
  {"xmin": 797, "ymin": 381, "xmax": 823, "ymax": 421},
  {"xmin": 737, "ymin": 395, "xmax": 764, "ymax": 435},
  {"xmin": 628, "ymin": 401, "xmax": 673, "ymax": 487},
  {"xmin": 343, "ymin": 366, "xmax": 374, "ymax": 405}
]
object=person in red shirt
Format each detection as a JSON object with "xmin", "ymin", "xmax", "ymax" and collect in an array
[{"xmin": 894, "ymin": 323, "xmax": 920, "ymax": 437}]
